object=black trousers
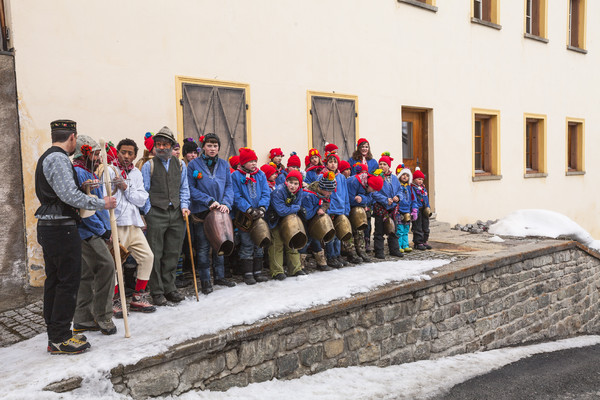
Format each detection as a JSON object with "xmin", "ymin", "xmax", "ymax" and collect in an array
[
  {"xmin": 374, "ymin": 215, "xmax": 400, "ymax": 254},
  {"xmin": 37, "ymin": 223, "xmax": 82, "ymax": 343},
  {"xmin": 411, "ymin": 208, "xmax": 430, "ymax": 245}
]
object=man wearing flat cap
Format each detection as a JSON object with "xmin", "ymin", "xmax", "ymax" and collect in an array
[
  {"xmin": 35, "ymin": 119, "xmax": 117, "ymax": 354},
  {"xmin": 141, "ymin": 126, "xmax": 190, "ymax": 306}
]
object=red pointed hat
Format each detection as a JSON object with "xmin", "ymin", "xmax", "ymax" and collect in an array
[
  {"xmin": 228, "ymin": 155, "xmax": 240, "ymax": 169},
  {"xmin": 367, "ymin": 175, "xmax": 384, "ymax": 191},
  {"xmin": 413, "ymin": 167, "xmax": 425, "ymax": 180},
  {"xmin": 260, "ymin": 163, "xmax": 278, "ymax": 179},
  {"xmin": 287, "ymin": 152, "xmax": 301, "ymax": 168},
  {"xmin": 144, "ymin": 132, "xmax": 154, "ymax": 151},
  {"xmin": 238, "ymin": 147, "xmax": 258, "ymax": 166},
  {"xmin": 286, "ymin": 169, "xmax": 303, "ymax": 187},
  {"xmin": 357, "ymin": 138, "xmax": 369, "ymax": 148},
  {"xmin": 268, "ymin": 148, "xmax": 284, "ymax": 159},
  {"xmin": 339, "ymin": 160, "xmax": 351, "ymax": 173},
  {"xmin": 378, "ymin": 152, "xmax": 393, "ymax": 167},
  {"xmin": 324, "ymin": 143, "xmax": 338, "ymax": 153}
]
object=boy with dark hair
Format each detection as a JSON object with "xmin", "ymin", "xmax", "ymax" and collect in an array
[
  {"xmin": 304, "ymin": 148, "xmax": 325, "ymax": 184},
  {"xmin": 276, "ymin": 152, "xmax": 301, "ymax": 185},
  {"xmin": 268, "ymin": 148, "xmax": 285, "ymax": 174},
  {"xmin": 261, "ymin": 163, "xmax": 278, "ymax": 191},
  {"xmin": 411, "ymin": 168, "xmax": 432, "ymax": 250},
  {"xmin": 182, "ymin": 138, "xmax": 199, "ymax": 165}
]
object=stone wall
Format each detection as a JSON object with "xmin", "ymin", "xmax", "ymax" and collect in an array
[
  {"xmin": 109, "ymin": 242, "xmax": 600, "ymax": 399},
  {"xmin": 0, "ymin": 52, "xmax": 28, "ymax": 312}
]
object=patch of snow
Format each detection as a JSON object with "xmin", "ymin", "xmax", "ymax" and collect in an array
[
  {"xmin": 489, "ymin": 209, "xmax": 600, "ymax": 250},
  {"xmin": 488, "ymin": 235, "xmax": 505, "ymax": 243}
]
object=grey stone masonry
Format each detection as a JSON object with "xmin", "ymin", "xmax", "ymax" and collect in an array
[
  {"xmin": 102, "ymin": 241, "xmax": 600, "ymax": 399},
  {"xmin": 0, "ymin": 300, "xmax": 45, "ymax": 347}
]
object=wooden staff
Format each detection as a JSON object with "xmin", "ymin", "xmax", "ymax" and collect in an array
[
  {"xmin": 184, "ymin": 214, "xmax": 199, "ymax": 301},
  {"xmin": 99, "ymin": 138, "xmax": 131, "ymax": 338}
]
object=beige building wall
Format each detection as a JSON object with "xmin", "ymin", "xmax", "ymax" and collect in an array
[{"xmin": 6, "ymin": 0, "xmax": 599, "ymax": 281}]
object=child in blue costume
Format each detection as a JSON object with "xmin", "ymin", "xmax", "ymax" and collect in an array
[
  {"xmin": 395, "ymin": 164, "xmax": 417, "ymax": 253},
  {"xmin": 276, "ymin": 152, "xmax": 302, "ymax": 186},
  {"xmin": 304, "ymin": 148, "xmax": 325, "ymax": 185},
  {"xmin": 300, "ymin": 170, "xmax": 337, "ymax": 271},
  {"xmin": 411, "ymin": 168, "xmax": 432, "ymax": 250},
  {"xmin": 371, "ymin": 153, "xmax": 404, "ymax": 259},
  {"xmin": 266, "ymin": 170, "xmax": 306, "ymax": 280},
  {"xmin": 232, "ymin": 147, "xmax": 271, "ymax": 284}
]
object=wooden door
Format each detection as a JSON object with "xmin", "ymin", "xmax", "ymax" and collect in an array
[
  {"xmin": 181, "ymin": 83, "xmax": 247, "ymax": 160},
  {"xmin": 401, "ymin": 110, "xmax": 428, "ymax": 179},
  {"xmin": 311, "ymin": 96, "xmax": 356, "ymax": 160}
]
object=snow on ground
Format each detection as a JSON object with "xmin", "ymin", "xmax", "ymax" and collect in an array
[
  {"xmin": 170, "ymin": 335, "xmax": 600, "ymax": 400},
  {"xmin": 0, "ymin": 258, "xmax": 449, "ymax": 399},
  {"xmin": 489, "ymin": 209, "xmax": 600, "ymax": 250}
]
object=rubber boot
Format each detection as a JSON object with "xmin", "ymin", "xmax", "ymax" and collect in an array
[
  {"xmin": 314, "ymin": 250, "xmax": 333, "ymax": 271},
  {"xmin": 242, "ymin": 259, "xmax": 256, "ymax": 285}
]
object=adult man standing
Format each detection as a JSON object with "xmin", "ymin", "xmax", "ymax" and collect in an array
[
  {"xmin": 141, "ymin": 127, "xmax": 190, "ymax": 306},
  {"xmin": 35, "ymin": 119, "xmax": 116, "ymax": 354},
  {"xmin": 107, "ymin": 138, "xmax": 156, "ymax": 314}
]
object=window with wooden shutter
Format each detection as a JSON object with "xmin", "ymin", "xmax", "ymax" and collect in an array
[
  {"xmin": 525, "ymin": 0, "xmax": 547, "ymax": 39},
  {"xmin": 568, "ymin": 0, "xmax": 587, "ymax": 50},
  {"xmin": 566, "ymin": 119, "xmax": 584, "ymax": 175},
  {"xmin": 523, "ymin": 114, "xmax": 547, "ymax": 177},
  {"xmin": 472, "ymin": 0, "xmax": 500, "ymax": 28},
  {"xmin": 308, "ymin": 92, "xmax": 358, "ymax": 161},
  {"xmin": 176, "ymin": 77, "xmax": 250, "ymax": 160},
  {"xmin": 473, "ymin": 109, "xmax": 501, "ymax": 181},
  {"xmin": 0, "ymin": 0, "xmax": 8, "ymax": 52}
]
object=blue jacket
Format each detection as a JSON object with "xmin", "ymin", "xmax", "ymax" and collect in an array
[
  {"xmin": 348, "ymin": 157, "xmax": 378, "ymax": 176},
  {"xmin": 347, "ymin": 175, "xmax": 373, "ymax": 207},
  {"xmin": 74, "ymin": 166, "xmax": 110, "ymax": 240},
  {"xmin": 275, "ymin": 169, "xmax": 287, "ymax": 186},
  {"xmin": 187, "ymin": 157, "xmax": 234, "ymax": 214},
  {"xmin": 267, "ymin": 183, "xmax": 302, "ymax": 228},
  {"xmin": 372, "ymin": 174, "xmax": 402, "ymax": 211},
  {"xmin": 321, "ymin": 172, "xmax": 349, "ymax": 216},
  {"xmin": 397, "ymin": 182, "xmax": 417, "ymax": 213},
  {"xmin": 231, "ymin": 169, "xmax": 271, "ymax": 213},
  {"xmin": 412, "ymin": 184, "xmax": 430, "ymax": 209},
  {"xmin": 304, "ymin": 165, "xmax": 325, "ymax": 184},
  {"xmin": 301, "ymin": 187, "xmax": 330, "ymax": 221}
]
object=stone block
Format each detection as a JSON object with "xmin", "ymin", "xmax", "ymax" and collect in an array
[
  {"xmin": 421, "ymin": 325, "xmax": 438, "ymax": 341},
  {"xmin": 436, "ymin": 291, "xmax": 454, "ymax": 305},
  {"xmin": 415, "ymin": 312, "xmax": 431, "ymax": 328},
  {"xmin": 392, "ymin": 318, "xmax": 413, "ymax": 334},
  {"xmin": 179, "ymin": 354, "xmax": 226, "ymax": 391},
  {"xmin": 128, "ymin": 368, "xmax": 179, "ymax": 398},
  {"xmin": 225, "ymin": 350, "xmax": 238, "ymax": 370},
  {"xmin": 277, "ymin": 354, "xmax": 299, "ymax": 378},
  {"xmin": 359, "ymin": 309, "xmax": 378, "ymax": 328},
  {"xmin": 431, "ymin": 309, "xmax": 444, "ymax": 323},
  {"xmin": 414, "ymin": 343, "xmax": 431, "ymax": 360},
  {"xmin": 406, "ymin": 329, "xmax": 420, "ymax": 344},
  {"xmin": 285, "ymin": 328, "xmax": 308, "ymax": 350},
  {"xmin": 380, "ymin": 304, "xmax": 405, "ymax": 322},
  {"xmin": 368, "ymin": 325, "xmax": 392, "ymax": 342},
  {"xmin": 299, "ymin": 345, "xmax": 324, "ymax": 367},
  {"xmin": 324, "ymin": 338, "xmax": 344, "ymax": 358},
  {"xmin": 336, "ymin": 315, "xmax": 356, "ymax": 332},
  {"xmin": 384, "ymin": 347, "xmax": 413, "ymax": 365},
  {"xmin": 249, "ymin": 361, "xmax": 276, "ymax": 383},
  {"xmin": 308, "ymin": 322, "xmax": 331, "ymax": 343},
  {"xmin": 358, "ymin": 343, "xmax": 381, "ymax": 364},
  {"xmin": 346, "ymin": 329, "xmax": 368, "ymax": 351},
  {"xmin": 206, "ymin": 372, "xmax": 248, "ymax": 392},
  {"xmin": 419, "ymin": 295, "xmax": 435, "ymax": 310},
  {"xmin": 453, "ymin": 287, "xmax": 467, "ymax": 301}
]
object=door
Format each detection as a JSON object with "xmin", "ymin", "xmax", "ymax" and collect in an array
[
  {"xmin": 180, "ymin": 82, "xmax": 248, "ymax": 160},
  {"xmin": 401, "ymin": 109, "xmax": 428, "ymax": 179},
  {"xmin": 310, "ymin": 95, "xmax": 357, "ymax": 160}
]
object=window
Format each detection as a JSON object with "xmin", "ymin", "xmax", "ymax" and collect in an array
[
  {"xmin": 472, "ymin": 0, "xmax": 500, "ymax": 28},
  {"xmin": 397, "ymin": 0, "xmax": 438, "ymax": 12},
  {"xmin": 525, "ymin": 0, "xmax": 548, "ymax": 39},
  {"xmin": 523, "ymin": 114, "xmax": 547, "ymax": 177},
  {"xmin": 0, "ymin": 0, "xmax": 7, "ymax": 52},
  {"xmin": 566, "ymin": 118, "xmax": 584, "ymax": 174},
  {"xmin": 568, "ymin": 0, "xmax": 586, "ymax": 50},
  {"xmin": 472, "ymin": 109, "xmax": 501, "ymax": 180}
]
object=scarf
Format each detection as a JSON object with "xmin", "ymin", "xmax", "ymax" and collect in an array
[
  {"xmin": 267, "ymin": 180, "xmax": 276, "ymax": 190},
  {"xmin": 73, "ymin": 158, "xmax": 96, "ymax": 177},
  {"xmin": 111, "ymin": 158, "xmax": 134, "ymax": 179},
  {"xmin": 238, "ymin": 165, "xmax": 260, "ymax": 184},
  {"xmin": 202, "ymin": 153, "xmax": 219, "ymax": 167}
]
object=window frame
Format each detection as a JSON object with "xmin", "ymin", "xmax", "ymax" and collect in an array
[
  {"xmin": 472, "ymin": 108, "xmax": 501, "ymax": 181},
  {"xmin": 565, "ymin": 118, "xmax": 585, "ymax": 175},
  {"xmin": 397, "ymin": 0, "xmax": 438, "ymax": 12},
  {"xmin": 523, "ymin": 113, "xmax": 547, "ymax": 178},
  {"xmin": 524, "ymin": 0, "xmax": 548, "ymax": 41},
  {"xmin": 567, "ymin": 0, "xmax": 587, "ymax": 52},
  {"xmin": 472, "ymin": 0, "xmax": 501, "ymax": 29}
]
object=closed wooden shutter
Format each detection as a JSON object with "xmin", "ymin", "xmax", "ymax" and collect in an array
[
  {"xmin": 181, "ymin": 83, "xmax": 247, "ymax": 160},
  {"xmin": 311, "ymin": 96, "xmax": 356, "ymax": 160}
]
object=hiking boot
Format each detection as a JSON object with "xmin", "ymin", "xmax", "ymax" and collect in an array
[
  {"xmin": 214, "ymin": 278, "xmax": 236, "ymax": 287},
  {"xmin": 389, "ymin": 250, "xmax": 405, "ymax": 258},
  {"xmin": 403, "ymin": 247, "xmax": 413, "ymax": 253},
  {"xmin": 347, "ymin": 253, "xmax": 363, "ymax": 264},
  {"xmin": 73, "ymin": 321, "xmax": 101, "ymax": 334},
  {"xmin": 130, "ymin": 291, "xmax": 157, "ymax": 313},
  {"xmin": 47, "ymin": 335, "xmax": 91, "ymax": 355},
  {"xmin": 317, "ymin": 264, "xmax": 333, "ymax": 272},
  {"xmin": 254, "ymin": 273, "xmax": 269, "ymax": 283},
  {"xmin": 201, "ymin": 280, "xmax": 214, "ymax": 295},
  {"xmin": 244, "ymin": 272, "xmax": 257, "ymax": 285},
  {"xmin": 273, "ymin": 273, "xmax": 287, "ymax": 281},
  {"xmin": 327, "ymin": 257, "xmax": 342, "ymax": 268},
  {"xmin": 424, "ymin": 242, "xmax": 432, "ymax": 250},
  {"xmin": 152, "ymin": 294, "xmax": 168, "ymax": 306},
  {"xmin": 253, "ymin": 258, "xmax": 268, "ymax": 282},
  {"xmin": 375, "ymin": 252, "xmax": 385, "ymax": 259},
  {"xmin": 97, "ymin": 318, "xmax": 117, "ymax": 335},
  {"xmin": 113, "ymin": 294, "xmax": 129, "ymax": 318},
  {"xmin": 165, "ymin": 290, "xmax": 185, "ymax": 303},
  {"xmin": 415, "ymin": 243, "xmax": 427, "ymax": 250},
  {"xmin": 292, "ymin": 269, "xmax": 307, "ymax": 277},
  {"xmin": 337, "ymin": 256, "xmax": 349, "ymax": 266},
  {"xmin": 358, "ymin": 252, "xmax": 372, "ymax": 263}
]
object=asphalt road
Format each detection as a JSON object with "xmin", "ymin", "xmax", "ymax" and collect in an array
[{"xmin": 438, "ymin": 344, "xmax": 600, "ymax": 400}]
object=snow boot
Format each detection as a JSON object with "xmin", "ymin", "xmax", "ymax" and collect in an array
[
  {"xmin": 314, "ymin": 250, "xmax": 333, "ymax": 271},
  {"xmin": 242, "ymin": 259, "xmax": 256, "ymax": 285},
  {"xmin": 253, "ymin": 258, "xmax": 269, "ymax": 282}
]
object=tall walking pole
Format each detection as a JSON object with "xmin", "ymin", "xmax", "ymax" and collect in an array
[
  {"xmin": 184, "ymin": 214, "xmax": 200, "ymax": 301},
  {"xmin": 99, "ymin": 139, "xmax": 131, "ymax": 338}
]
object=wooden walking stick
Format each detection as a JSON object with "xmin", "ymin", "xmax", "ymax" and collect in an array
[
  {"xmin": 99, "ymin": 138, "xmax": 131, "ymax": 338},
  {"xmin": 184, "ymin": 214, "xmax": 200, "ymax": 301}
]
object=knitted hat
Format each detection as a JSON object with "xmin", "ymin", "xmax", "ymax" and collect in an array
[
  {"xmin": 199, "ymin": 133, "xmax": 220, "ymax": 148},
  {"xmin": 287, "ymin": 152, "xmax": 301, "ymax": 168},
  {"xmin": 357, "ymin": 138, "xmax": 369, "ymax": 148},
  {"xmin": 260, "ymin": 163, "xmax": 278, "ymax": 180},
  {"xmin": 339, "ymin": 160, "xmax": 351, "ymax": 173},
  {"xmin": 269, "ymin": 148, "xmax": 284, "ymax": 159},
  {"xmin": 182, "ymin": 138, "xmax": 199, "ymax": 156},
  {"xmin": 367, "ymin": 175, "xmax": 384, "ymax": 191},
  {"xmin": 319, "ymin": 170, "xmax": 337, "ymax": 192},
  {"xmin": 413, "ymin": 167, "xmax": 425, "ymax": 180},
  {"xmin": 324, "ymin": 152, "xmax": 340, "ymax": 166},
  {"xmin": 73, "ymin": 135, "xmax": 100, "ymax": 159},
  {"xmin": 286, "ymin": 170, "xmax": 303, "ymax": 187},
  {"xmin": 378, "ymin": 151, "xmax": 393, "ymax": 167},
  {"xmin": 154, "ymin": 126, "xmax": 176, "ymax": 144},
  {"xmin": 308, "ymin": 148, "xmax": 321, "ymax": 161},
  {"xmin": 304, "ymin": 155, "xmax": 311, "ymax": 168},
  {"xmin": 228, "ymin": 155, "xmax": 240, "ymax": 169},
  {"xmin": 105, "ymin": 141, "xmax": 118, "ymax": 164},
  {"xmin": 324, "ymin": 143, "xmax": 338, "ymax": 153},
  {"xmin": 144, "ymin": 132, "xmax": 154, "ymax": 151},
  {"xmin": 396, "ymin": 163, "xmax": 413, "ymax": 183},
  {"xmin": 239, "ymin": 147, "xmax": 258, "ymax": 166},
  {"xmin": 172, "ymin": 142, "xmax": 181, "ymax": 150},
  {"xmin": 50, "ymin": 119, "xmax": 77, "ymax": 134},
  {"xmin": 353, "ymin": 162, "xmax": 368, "ymax": 174}
]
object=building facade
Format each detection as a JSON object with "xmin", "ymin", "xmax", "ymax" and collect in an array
[{"xmin": 2, "ymin": 0, "xmax": 598, "ymax": 285}]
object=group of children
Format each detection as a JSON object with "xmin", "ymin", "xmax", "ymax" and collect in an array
[{"xmin": 174, "ymin": 135, "xmax": 432, "ymax": 290}]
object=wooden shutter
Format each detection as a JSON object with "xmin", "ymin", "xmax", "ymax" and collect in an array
[
  {"xmin": 0, "ymin": 0, "xmax": 7, "ymax": 51},
  {"xmin": 311, "ymin": 96, "xmax": 356, "ymax": 160},
  {"xmin": 181, "ymin": 83, "xmax": 247, "ymax": 160}
]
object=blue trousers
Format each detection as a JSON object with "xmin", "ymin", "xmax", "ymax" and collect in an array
[
  {"xmin": 396, "ymin": 222, "xmax": 411, "ymax": 249},
  {"xmin": 193, "ymin": 221, "xmax": 225, "ymax": 281},
  {"xmin": 325, "ymin": 237, "xmax": 341, "ymax": 258}
]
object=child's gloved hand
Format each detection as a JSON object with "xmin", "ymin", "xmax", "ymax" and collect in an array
[{"xmin": 411, "ymin": 209, "xmax": 418, "ymax": 221}]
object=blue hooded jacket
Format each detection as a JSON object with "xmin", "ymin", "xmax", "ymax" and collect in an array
[
  {"xmin": 74, "ymin": 166, "xmax": 110, "ymax": 240},
  {"xmin": 347, "ymin": 157, "xmax": 378, "ymax": 176},
  {"xmin": 267, "ymin": 183, "xmax": 303, "ymax": 228},
  {"xmin": 347, "ymin": 175, "xmax": 373, "ymax": 207},
  {"xmin": 372, "ymin": 174, "xmax": 402, "ymax": 211},
  {"xmin": 321, "ymin": 172, "xmax": 349, "ymax": 216},
  {"xmin": 187, "ymin": 157, "xmax": 234, "ymax": 214},
  {"xmin": 412, "ymin": 183, "xmax": 430, "ymax": 209},
  {"xmin": 231, "ymin": 169, "xmax": 271, "ymax": 213}
]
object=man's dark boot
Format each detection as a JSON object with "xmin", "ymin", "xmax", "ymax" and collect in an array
[
  {"xmin": 242, "ymin": 259, "xmax": 256, "ymax": 285},
  {"xmin": 253, "ymin": 258, "xmax": 268, "ymax": 282},
  {"xmin": 201, "ymin": 280, "xmax": 213, "ymax": 295}
]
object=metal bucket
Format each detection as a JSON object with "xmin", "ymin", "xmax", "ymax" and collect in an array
[
  {"xmin": 280, "ymin": 214, "xmax": 308, "ymax": 249},
  {"xmin": 383, "ymin": 217, "xmax": 395, "ymax": 235},
  {"xmin": 204, "ymin": 210, "xmax": 235, "ymax": 256},
  {"xmin": 250, "ymin": 218, "xmax": 272, "ymax": 248},
  {"xmin": 333, "ymin": 215, "xmax": 352, "ymax": 241},
  {"xmin": 349, "ymin": 207, "xmax": 368, "ymax": 231},
  {"xmin": 308, "ymin": 214, "xmax": 336, "ymax": 243}
]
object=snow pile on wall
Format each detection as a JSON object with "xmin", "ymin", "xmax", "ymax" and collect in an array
[{"xmin": 489, "ymin": 209, "xmax": 600, "ymax": 251}]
